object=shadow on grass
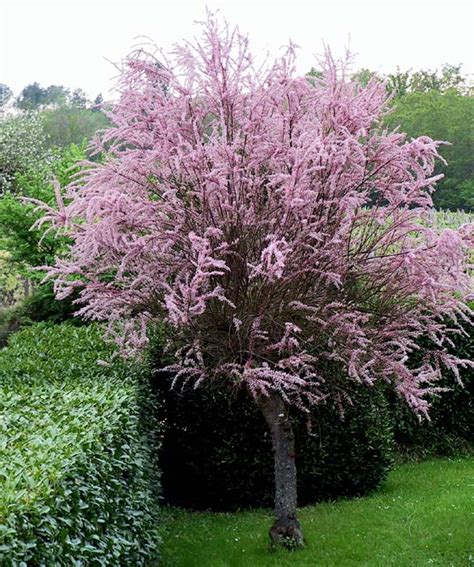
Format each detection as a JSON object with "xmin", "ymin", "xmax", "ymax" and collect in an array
[{"xmin": 159, "ymin": 458, "xmax": 473, "ymax": 566}]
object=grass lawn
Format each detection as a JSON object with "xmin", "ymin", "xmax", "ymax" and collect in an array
[{"xmin": 160, "ymin": 458, "xmax": 473, "ymax": 566}]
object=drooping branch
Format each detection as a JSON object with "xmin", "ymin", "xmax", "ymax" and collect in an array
[{"xmin": 36, "ymin": 11, "xmax": 472, "ymax": 426}]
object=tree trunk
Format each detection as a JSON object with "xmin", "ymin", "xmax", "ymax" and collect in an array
[{"xmin": 258, "ymin": 392, "xmax": 304, "ymax": 548}]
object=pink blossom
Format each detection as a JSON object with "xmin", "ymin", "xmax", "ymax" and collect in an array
[{"xmin": 37, "ymin": 14, "xmax": 473, "ymax": 415}]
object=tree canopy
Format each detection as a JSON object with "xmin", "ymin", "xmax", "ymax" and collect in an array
[
  {"xmin": 350, "ymin": 64, "xmax": 473, "ymax": 211},
  {"xmin": 386, "ymin": 89, "xmax": 473, "ymax": 211}
]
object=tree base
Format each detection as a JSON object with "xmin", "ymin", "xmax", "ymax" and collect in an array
[{"xmin": 269, "ymin": 515, "xmax": 304, "ymax": 549}]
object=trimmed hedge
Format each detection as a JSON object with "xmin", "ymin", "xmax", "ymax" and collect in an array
[
  {"xmin": 0, "ymin": 323, "xmax": 161, "ymax": 565},
  {"xmin": 155, "ymin": 370, "xmax": 394, "ymax": 511}
]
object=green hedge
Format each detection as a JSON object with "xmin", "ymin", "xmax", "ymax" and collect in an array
[
  {"xmin": 0, "ymin": 323, "xmax": 161, "ymax": 565},
  {"xmin": 156, "ymin": 369, "xmax": 394, "ymax": 511}
]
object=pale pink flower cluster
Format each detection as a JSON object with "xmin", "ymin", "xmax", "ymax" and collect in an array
[{"xmin": 37, "ymin": 16, "xmax": 473, "ymax": 414}]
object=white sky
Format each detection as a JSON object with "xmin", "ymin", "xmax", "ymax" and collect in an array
[{"xmin": 1, "ymin": 0, "xmax": 472, "ymax": 99}]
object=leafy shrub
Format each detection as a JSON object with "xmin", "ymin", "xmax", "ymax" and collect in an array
[
  {"xmin": 0, "ymin": 143, "xmax": 85, "ymax": 272},
  {"xmin": 155, "ymin": 366, "xmax": 394, "ymax": 511},
  {"xmin": 0, "ymin": 144, "xmax": 87, "ymax": 342},
  {"xmin": 17, "ymin": 284, "xmax": 80, "ymax": 324},
  {"xmin": 0, "ymin": 287, "xmax": 82, "ymax": 348},
  {"xmin": 0, "ymin": 251, "xmax": 24, "ymax": 309},
  {"xmin": 0, "ymin": 323, "xmax": 161, "ymax": 565}
]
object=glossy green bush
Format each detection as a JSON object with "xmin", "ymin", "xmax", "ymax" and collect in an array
[{"xmin": 0, "ymin": 323, "xmax": 161, "ymax": 565}]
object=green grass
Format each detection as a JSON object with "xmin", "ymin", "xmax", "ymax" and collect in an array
[{"xmin": 160, "ymin": 458, "xmax": 474, "ymax": 566}]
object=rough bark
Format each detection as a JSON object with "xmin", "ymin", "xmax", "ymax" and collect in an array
[{"xmin": 258, "ymin": 392, "xmax": 304, "ymax": 548}]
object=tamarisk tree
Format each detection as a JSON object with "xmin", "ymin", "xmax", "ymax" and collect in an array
[{"xmin": 36, "ymin": 16, "xmax": 473, "ymax": 548}]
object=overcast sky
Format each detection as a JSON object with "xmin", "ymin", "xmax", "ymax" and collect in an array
[{"xmin": 1, "ymin": 0, "xmax": 472, "ymax": 99}]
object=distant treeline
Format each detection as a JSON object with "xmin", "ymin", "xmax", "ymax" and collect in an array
[{"xmin": 0, "ymin": 82, "xmax": 103, "ymax": 111}]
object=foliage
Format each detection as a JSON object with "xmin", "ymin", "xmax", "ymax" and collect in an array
[
  {"xmin": 70, "ymin": 88, "xmax": 89, "ymax": 108},
  {"xmin": 350, "ymin": 64, "xmax": 472, "ymax": 211},
  {"xmin": 385, "ymin": 89, "xmax": 474, "ymax": 211},
  {"xmin": 0, "ymin": 113, "xmax": 52, "ymax": 193},
  {"xmin": 93, "ymin": 93, "xmax": 104, "ymax": 108},
  {"xmin": 15, "ymin": 82, "xmax": 93, "ymax": 111},
  {"xmin": 0, "ymin": 251, "xmax": 25, "ymax": 308},
  {"xmin": 160, "ymin": 458, "xmax": 474, "ymax": 566},
  {"xmin": 0, "ymin": 323, "xmax": 161, "ymax": 565},
  {"xmin": 17, "ymin": 284, "xmax": 80, "ymax": 323},
  {"xmin": 0, "ymin": 143, "xmax": 85, "ymax": 274},
  {"xmin": 0, "ymin": 84, "xmax": 12, "ymax": 109},
  {"xmin": 15, "ymin": 82, "xmax": 50, "ymax": 110},
  {"xmin": 0, "ymin": 285, "xmax": 83, "ymax": 348},
  {"xmin": 38, "ymin": 16, "xmax": 472, "ymax": 419},
  {"xmin": 386, "ymin": 64, "xmax": 469, "ymax": 97},
  {"xmin": 157, "ymin": 369, "xmax": 394, "ymax": 510},
  {"xmin": 0, "ymin": 144, "xmax": 87, "ymax": 340},
  {"xmin": 0, "ymin": 144, "xmax": 86, "ymax": 327},
  {"xmin": 351, "ymin": 68, "xmax": 380, "ymax": 88},
  {"xmin": 0, "ymin": 305, "xmax": 28, "ymax": 348},
  {"xmin": 41, "ymin": 106, "xmax": 109, "ymax": 149},
  {"xmin": 391, "ymin": 309, "xmax": 473, "ymax": 458},
  {"xmin": 431, "ymin": 209, "xmax": 474, "ymax": 229},
  {"xmin": 45, "ymin": 84, "xmax": 70, "ymax": 107}
]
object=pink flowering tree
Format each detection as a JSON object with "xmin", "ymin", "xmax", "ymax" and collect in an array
[{"xmin": 36, "ymin": 16, "xmax": 473, "ymax": 547}]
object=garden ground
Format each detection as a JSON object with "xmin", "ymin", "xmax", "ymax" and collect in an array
[{"xmin": 160, "ymin": 458, "xmax": 473, "ymax": 566}]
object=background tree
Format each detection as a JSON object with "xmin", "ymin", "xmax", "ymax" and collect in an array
[
  {"xmin": 385, "ymin": 90, "xmax": 474, "ymax": 211},
  {"xmin": 386, "ymin": 67, "xmax": 411, "ymax": 98},
  {"xmin": 0, "ymin": 83, "xmax": 108, "ymax": 152},
  {"xmin": 40, "ymin": 106, "xmax": 109, "ymax": 149},
  {"xmin": 45, "ymin": 84, "xmax": 70, "ymax": 107},
  {"xmin": 93, "ymin": 93, "xmax": 104, "ymax": 110},
  {"xmin": 0, "ymin": 144, "xmax": 85, "ymax": 332},
  {"xmin": 0, "ymin": 114, "xmax": 51, "ymax": 193},
  {"xmin": 15, "ymin": 82, "xmax": 93, "ymax": 111},
  {"xmin": 70, "ymin": 88, "xmax": 89, "ymax": 108},
  {"xmin": 387, "ymin": 63, "xmax": 468, "ymax": 96},
  {"xmin": 351, "ymin": 64, "xmax": 473, "ymax": 211},
  {"xmin": 37, "ymin": 17, "xmax": 473, "ymax": 548},
  {"xmin": 0, "ymin": 84, "xmax": 12, "ymax": 111},
  {"xmin": 0, "ymin": 143, "xmax": 84, "ymax": 272},
  {"xmin": 0, "ymin": 251, "xmax": 24, "ymax": 308},
  {"xmin": 351, "ymin": 68, "xmax": 381, "ymax": 88},
  {"xmin": 16, "ymin": 82, "xmax": 48, "ymax": 110}
]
